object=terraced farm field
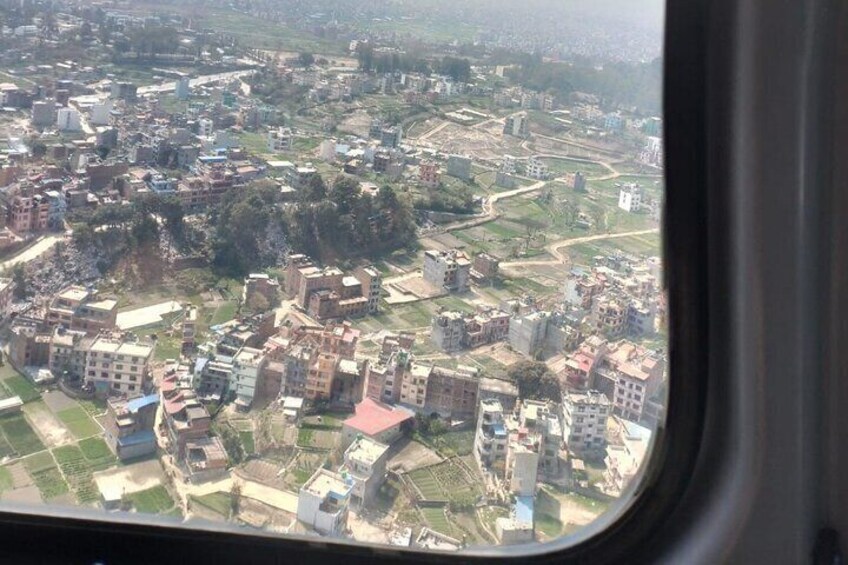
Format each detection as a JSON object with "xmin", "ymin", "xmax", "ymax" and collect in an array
[{"xmin": 406, "ymin": 458, "xmax": 482, "ymax": 503}]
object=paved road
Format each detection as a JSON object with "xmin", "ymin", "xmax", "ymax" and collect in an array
[
  {"xmin": 500, "ymin": 228, "xmax": 660, "ymax": 271},
  {"xmin": 0, "ymin": 234, "xmax": 65, "ymax": 271}
]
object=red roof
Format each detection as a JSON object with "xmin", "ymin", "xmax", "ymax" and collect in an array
[{"xmin": 343, "ymin": 398, "xmax": 413, "ymax": 437}]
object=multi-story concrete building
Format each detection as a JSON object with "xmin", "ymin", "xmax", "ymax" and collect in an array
[
  {"xmin": 446, "ymin": 154, "xmax": 472, "ymax": 180},
  {"xmin": 353, "ymin": 266, "xmax": 382, "ymax": 314},
  {"xmin": 618, "ymin": 183, "xmax": 643, "ymax": 212},
  {"xmin": 592, "ymin": 295, "xmax": 628, "ymax": 338},
  {"xmin": 508, "ymin": 310, "xmax": 550, "ymax": 357},
  {"xmin": 341, "ymin": 398, "xmax": 414, "ymax": 447},
  {"xmin": 601, "ymin": 341, "xmax": 665, "ymax": 422},
  {"xmin": 268, "ymin": 127, "xmax": 294, "ymax": 152},
  {"xmin": 418, "ymin": 160, "xmax": 441, "ymax": 188},
  {"xmin": 341, "ymin": 436, "xmax": 389, "ymax": 507},
  {"xmin": 56, "ymin": 107, "xmax": 81, "ymax": 131},
  {"xmin": 85, "ymin": 333, "xmax": 154, "ymax": 397},
  {"xmin": 49, "ymin": 327, "xmax": 91, "ymax": 380},
  {"xmin": 562, "ymin": 336, "xmax": 608, "ymax": 390},
  {"xmin": 562, "ymin": 390, "xmax": 610, "ymax": 455},
  {"xmin": 182, "ymin": 305, "xmax": 198, "ymax": 353},
  {"xmin": 47, "ymin": 286, "xmax": 118, "ymax": 336},
  {"xmin": 430, "ymin": 311, "xmax": 465, "ymax": 353},
  {"xmin": 103, "ymin": 393, "xmax": 159, "ymax": 460},
  {"xmin": 603, "ymin": 417, "xmax": 651, "ymax": 496},
  {"xmin": 519, "ymin": 399, "xmax": 564, "ymax": 477},
  {"xmin": 525, "ymin": 156, "xmax": 549, "ymax": 179},
  {"xmin": 160, "ymin": 372, "xmax": 212, "ymax": 458},
  {"xmin": 506, "ymin": 433, "xmax": 540, "ymax": 496},
  {"xmin": 0, "ymin": 278, "xmax": 13, "ymax": 319},
  {"xmin": 231, "ymin": 346, "xmax": 265, "ymax": 410},
  {"xmin": 297, "ymin": 468, "xmax": 353, "ymax": 536},
  {"xmin": 243, "ymin": 273, "xmax": 280, "ymax": 309},
  {"xmin": 423, "ymin": 249, "xmax": 471, "ymax": 293},
  {"xmin": 474, "ymin": 399, "xmax": 508, "ymax": 476},
  {"xmin": 471, "ymin": 253, "xmax": 500, "ymax": 282},
  {"xmin": 503, "ymin": 112, "xmax": 528, "ymax": 137}
]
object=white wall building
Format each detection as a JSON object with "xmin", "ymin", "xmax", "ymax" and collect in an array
[
  {"xmin": 57, "ymin": 108, "xmax": 81, "ymax": 132},
  {"xmin": 85, "ymin": 334, "xmax": 153, "ymax": 397},
  {"xmin": 525, "ymin": 156, "xmax": 549, "ymax": 179},
  {"xmin": 618, "ymin": 183, "xmax": 643, "ymax": 212},
  {"xmin": 90, "ymin": 101, "xmax": 113, "ymax": 126},
  {"xmin": 231, "ymin": 346, "xmax": 265, "ymax": 410},
  {"xmin": 562, "ymin": 390, "xmax": 610, "ymax": 455},
  {"xmin": 341, "ymin": 436, "xmax": 389, "ymax": 506},
  {"xmin": 297, "ymin": 468, "xmax": 353, "ymax": 536},
  {"xmin": 474, "ymin": 398, "xmax": 508, "ymax": 476},
  {"xmin": 268, "ymin": 128, "xmax": 294, "ymax": 152}
]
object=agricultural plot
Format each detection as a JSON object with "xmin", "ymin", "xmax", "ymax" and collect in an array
[
  {"xmin": 52, "ymin": 441, "xmax": 116, "ymax": 504},
  {"xmin": 23, "ymin": 452, "xmax": 68, "ymax": 500},
  {"xmin": 0, "ymin": 414, "xmax": 45, "ymax": 457},
  {"xmin": 190, "ymin": 491, "xmax": 232, "ymax": 518},
  {"xmin": 406, "ymin": 458, "xmax": 482, "ymax": 503},
  {"xmin": 56, "ymin": 407, "xmax": 100, "ymax": 439},
  {"xmin": 420, "ymin": 506, "xmax": 459, "ymax": 538},
  {"xmin": 1, "ymin": 375, "xmax": 40, "ymax": 403},
  {"xmin": 127, "ymin": 485, "xmax": 177, "ymax": 514}
]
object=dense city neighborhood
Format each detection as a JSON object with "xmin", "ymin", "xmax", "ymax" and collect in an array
[{"xmin": 0, "ymin": 0, "xmax": 665, "ymax": 550}]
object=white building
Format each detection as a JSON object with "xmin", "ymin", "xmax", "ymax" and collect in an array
[
  {"xmin": 57, "ymin": 108, "xmax": 81, "ymax": 132},
  {"xmin": 341, "ymin": 436, "xmax": 389, "ymax": 506},
  {"xmin": 268, "ymin": 127, "xmax": 294, "ymax": 152},
  {"xmin": 525, "ymin": 156, "xmax": 549, "ymax": 179},
  {"xmin": 562, "ymin": 390, "xmax": 610, "ymax": 455},
  {"xmin": 474, "ymin": 398, "xmax": 508, "ymax": 476},
  {"xmin": 603, "ymin": 418, "xmax": 652, "ymax": 496},
  {"xmin": 422, "ymin": 249, "xmax": 471, "ymax": 292},
  {"xmin": 501, "ymin": 154, "xmax": 517, "ymax": 174},
  {"xmin": 231, "ymin": 346, "xmax": 265, "ymax": 410},
  {"xmin": 319, "ymin": 139, "xmax": 336, "ymax": 162},
  {"xmin": 175, "ymin": 76, "xmax": 191, "ymax": 100},
  {"xmin": 618, "ymin": 183, "xmax": 643, "ymax": 212},
  {"xmin": 90, "ymin": 101, "xmax": 113, "ymax": 126},
  {"xmin": 297, "ymin": 468, "xmax": 353, "ymax": 536},
  {"xmin": 85, "ymin": 334, "xmax": 154, "ymax": 397},
  {"xmin": 0, "ymin": 278, "xmax": 13, "ymax": 319},
  {"xmin": 197, "ymin": 118, "xmax": 214, "ymax": 138},
  {"xmin": 506, "ymin": 438, "xmax": 539, "ymax": 496},
  {"xmin": 508, "ymin": 311, "xmax": 550, "ymax": 357}
]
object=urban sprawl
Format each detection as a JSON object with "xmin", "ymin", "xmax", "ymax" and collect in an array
[{"xmin": 0, "ymin": 0, "xmax": 665, "ymax": 551}]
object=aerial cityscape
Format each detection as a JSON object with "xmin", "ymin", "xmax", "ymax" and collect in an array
[{"xmin": 0, "ymin": 0, "xmax": 665, "ymax": 551}]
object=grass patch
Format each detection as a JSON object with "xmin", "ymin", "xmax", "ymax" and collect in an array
[
  {"xmin": 239, "ymin": 431, "xmax": 255, "ymax": 455},
  {"xmin": 57, "ymin": 407, "xmax": 100, "ymax": 439},
  {"xmin": 78, "ymin": 437, "xmax": 112, "ymax": 462},
  {"xmin": 77, "ymin": 399, "xmax": 107, "ymax": 417},
  {"xmin": 190, "ymin": 491, "xmax": 232, "ymax": 517},
  {"xmin": 297, "ymin": 428, "xmax": 314, "ymax": 448},
  {"xmin": 24, "ymin": 453, "xmax": 68, "ymax": 500},
  {"xmin": 0, "ymin": 465, "xmax": 13, "ymax": 491},
  {"xmin": 535, "ymin": 511, "xmax": 564, "ymax": 538},
  {"xmin": 1, "ymin": 375, "xmax": 40, "ymax": 403},
  {"xmin": 126, "ymin": 485, "xmax": 176, "ymax": 514},
  {"xmin": 420, "ymin": 506, "xmax": 457, "ymax": 538},
  {"xmin": 0, "ymin": 414, "xmax": 45, "ymax": 457},
  {"xmin": 210, "ymin": 301, "xmax": 238, "ymax": 326},
  {"xmin": 52, "ymin": 445, "xmax": 101, "ymax": 503}
]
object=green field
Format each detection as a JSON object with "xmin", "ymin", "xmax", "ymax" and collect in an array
[
  {"xmin": 239, "ymin": 431, "xmax": 255, "ymax": 455},
  {"xmin": 535, "ymin": 511, "xmax": 565, "ymax": 538},
  {"xmin": 127, "ymin": 485, "xmax": 176, "ymax": 514},
  {"xmin": 420, "ymin": 506, "xmax": 458, "ymax": 538},
  {"xmin": 297, "ymin": 428, "xmax": 314, "ymax": 447},
  {"xmin": 78, "ymin": 437, "xmax": 112, "ymax": 461},
  {"xmin": 1, "ymin": 374, "xmax": 40, "ymax": 403},
  {"xmin": 190, "ymin": 491, "xmax": 232, "ymax": 517},
  {"xmin": 0, "ymin": 414, "xmax": 45, "ymax": 457},
  {"xmin": 24, "ymin": 452, "xmax": 68, "ymax": 500},
  {"xmin": 52, "ymin": 445, "xmax": 98, "ymax": 503},
  {"xmin": 210, "ymin": 301, "xmax": 238, "ymax": 326},
  {"xmin": 0, "ymin": 466, "xmax": 13, "ymax": 491},
  {"xmin": 407, "ymin": 458, "xmax": 482, "ymax": 503},
  {"xmin": 198, "ymin": 11, "xmax": 343, "ymax": 53},
  {"xmin": 416, "ymin": 430, "xmax": 475, "ymax": 458},
  {"xmin": 57, "ymin": 407, "xmax": 100, "ymax": 439}
]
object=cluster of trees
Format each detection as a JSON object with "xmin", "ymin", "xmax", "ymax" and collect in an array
[
  {"xmin": 506, "ymin": 57, "xmax": 663, "ymax": 114},
  {"xmin": 285, "ymin": 175, "xmax": 417, "ymax": 264},
  {"xmin": 70, "ymin": 194, "xmax": 185, "ymax": 280},
  {"xmin": 356, "ymin": 44, "xmax": 430, "ymax": 75},
  {"xmin": 435, "ymin": 56, "xmax": 472, "ymax": 83},
  {"xmin": 355, "ymin": 46, "xmax": 472, "ymax": 84},
  {"xmin": 112, "ymin": 25, "xmax": 181, "ymax": 59},
  {"xmin": 507, "ymin": 361, "xmax": 562, "ymax": 403},
  {"xmin": 415, "ymin": 183, "xmax": 476, "ymax": 214}
]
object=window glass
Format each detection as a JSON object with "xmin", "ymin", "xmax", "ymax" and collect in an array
[{"xmin": 0, "ymin": 0, "xmax": 665, "ymax": 553}]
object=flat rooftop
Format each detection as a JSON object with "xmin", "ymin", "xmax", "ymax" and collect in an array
[{"xmin": 302, "ymin": 468, "xmax": 351, "ymax": 499}]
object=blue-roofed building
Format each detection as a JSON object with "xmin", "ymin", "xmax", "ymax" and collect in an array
[
  {"xmin": 496, "ymin": 495, "xmax": 535, "ymax": 545},
  {"xmin": 104, "ymin": 394, "xmax": 160, "ymax": 461},
  {"xmin": 474, "ymin": 398, "xmax": 508, "ymax": 477}
]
